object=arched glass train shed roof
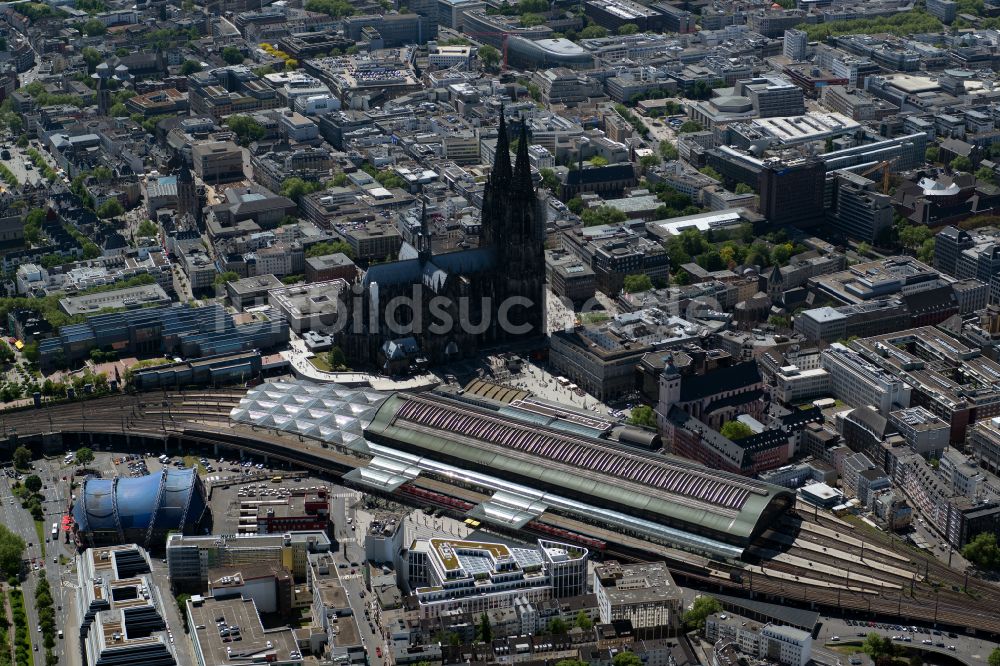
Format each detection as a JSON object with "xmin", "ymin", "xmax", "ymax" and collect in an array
[{"xmin": 363, "ymin": 393, "xmax": 793, "ymax": 549}]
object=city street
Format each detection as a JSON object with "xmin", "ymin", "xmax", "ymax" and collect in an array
[{"xmin": 0, "ymin": 455, "xmax": 77, "ymax": 666}]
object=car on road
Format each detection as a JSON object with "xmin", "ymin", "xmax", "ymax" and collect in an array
[
  {"xmin": 831, "ymin": 636, "xmax": 839, "ymax": 642},
  {"xmin": 922, "ymin": 640, "xmax": 933, "ymax": 645}
]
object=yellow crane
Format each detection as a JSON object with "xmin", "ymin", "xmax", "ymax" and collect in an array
[{"xmin": 858, "ymin": 159, "xmax": 895, "ymax": 194}]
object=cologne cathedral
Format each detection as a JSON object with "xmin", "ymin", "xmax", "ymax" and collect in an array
[{"xmin": 342, "ymin": 113, "xmax": 546, "ymax": 372}]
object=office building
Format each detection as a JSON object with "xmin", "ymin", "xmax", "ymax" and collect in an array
[
  {"xmin": 927, "ymin": 0, "xmax": 957, "ymax": 22},
  {"xmin": 38, "ymin": 303, "xmax": 288, "ymax": 372},
  {"xmin": 593, "ymin": 561, "xmax": 683, "ymax": 639},
  {"xmin": 758, "ymin": 157, "xmax": 826, "ymax": 227},
  {"xmin": 166, "ymin": 531, "xmax": 332, "ymax": 591},
  {"xmin": 192, "ymin": 140, "xmax": 245, "ymax": 184},
  {"xmin": 936, "ymin": 227, "xmax": 977, "ymax": 277},
  {"xmin": 187, "ymin": 595, "xmax": 304, "ymax": 666},
  {"xmin": 827, "ymin": 171, "xmax": 893, "ymax": 243},
  {"xmin": 584, "ymin": 0, "xmax": 667, "ymax": 32},
  {"xmin": 736, "ymin": 77, "xmax": 805, "ymax": 118},
  {"xmin": 889, "ymin": 407, "xmax": 949, "ymax": 459},
  {"xmin": 405, "ymin": 538, "xmax": 588, "ymax": 618},
  {"xmin": 783, "ymin": 29, "xmax": 808, "ymax": 61},
  {"xmin": 76, "ymin": 545, "xmax": 177, "ymax": 666},
  {"xmin": 58, "ymin": 283, "xmax": 171, "ymax": 316},
  {"xmin": 820, "ymin": 342, "xmax": 911, "ymax": 414}
]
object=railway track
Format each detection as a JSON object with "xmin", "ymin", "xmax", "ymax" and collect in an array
[{"xmin": 4, "ymin": 392, "xmax": 1000, "ymax": 635}]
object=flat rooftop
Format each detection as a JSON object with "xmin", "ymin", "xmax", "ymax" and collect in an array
[{"xmin": 188, "ymin": 597, "xmax": 302, "ymax": 665}]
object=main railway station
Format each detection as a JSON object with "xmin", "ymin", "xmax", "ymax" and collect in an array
[
  {"xmin": 6, "ymin": 384, "xmax": 1000, "ymax": 635},
  {"xmin": 229, "ymin": 381, "xmax": 794, "ymax": 560}
]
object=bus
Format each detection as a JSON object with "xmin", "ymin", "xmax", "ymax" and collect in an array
[
  {"xmin": 50, "ymin": 523, "xmax": 57, "ymax": 540},
  {"xmin": 271, "ymin": 476, "xmax": 283, "ymax": 483}
]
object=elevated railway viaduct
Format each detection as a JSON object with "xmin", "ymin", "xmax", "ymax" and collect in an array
[{"xmin": 2, "ymin": 390, "xmax": 999, "ymax": 637}]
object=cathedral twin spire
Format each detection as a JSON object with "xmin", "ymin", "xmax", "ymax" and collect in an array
[{"xmin": 489, "ymin": 105, "xmax": 533, "ymax": 195}]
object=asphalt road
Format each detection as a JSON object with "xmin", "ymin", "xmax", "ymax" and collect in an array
[
  {"xmin": 329, "ymin": 492, "xmax": 392, "ymax": 664},
  {"xmin": 0, "ymin": 456, "xmax": 76, "ymax": 666}
]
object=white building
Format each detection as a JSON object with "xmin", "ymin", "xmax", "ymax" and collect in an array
[
  {"xmin": 593, "ymin": 560, "xmax": 683, "ymax": 637},
  {"xmin": 820, "ymin": 342, "xmax": 911, "ymax": 414},
  {"xmin": 760, "ymin": 623, "xmax": 812, "ymax": 666},
  {"xmin": 707, "ymin": 614, "xmax": 812, "ymax": 666},
  {"xmin": 429, "ymin": 45, "xmax": 472, "ymax": 68},
  {"xmin": 405, "ymin": 538, "xmax": 588, "ymax": 619},
  {"xmin": 889, "ymin": 406, "xmax": 949, "ymax": 459},
  {"xmin": 773, "ymin": 364, "xmax": 830, "ymax": 403}
]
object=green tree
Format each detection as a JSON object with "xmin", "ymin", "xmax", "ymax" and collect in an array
[
  {"xmin": 976, "ymin": 166, "xmax": 995, "ymax": 182},
  {"xmin": 109, "ymin": 102, "xmax": 128, "ymax": 117},
  {"xmin": 137, "ymin": 219, "xmax": 158, "ymax": 236},
  {"xmin": 567, "ymin": 196, "xmax": 585, "ymax": 215},
  {"xmin": 639, "ymin": 154, "xmax": 661, "ymax": 171},
  {"xmin": 857, "ymin": 241, "xmax": 872, "ymax": 257},
  {"xmin": 225, "ymin": 114, "xmax": 265, "ymax": 146},
  {"xmin": 623, "ymin": 274, "xmax": 653, "ymax": 293},
  {"xmin": 628, "ymin": 405, "xmax": 656, "ymax": 427},
  {"xmin": 305, "ymin": 240, "xmax": 354, "ymax": 259},
  {"xmin": 75, "ymin": 447, "xmax": 94, "ymax": 466},
  {"xmin": 617, "ymin": 22, "xmax": 639, "ymax": 34},
  {"xmin": 684, "ymin": 595, "xmax": 722, "ymax": 631},
  {"xmin": 735, "ymin": 182, "xmax": 753, "ymax": 194},
  {"xmin": 82, "ymin": 46, "xmax": 102, "ymax": 72},
  {"xmin": 0, "ymin": 524, "xmax": 25, "ymax": 579},
  {"xmin": 575, "ymin": 610, "xmax": 592, "ymax": 631},
  {"xmin": 580, "ymin": 205, "xmax": 627, "ymax": 227},
  {"xmin": 12, "ymin": 445, "xmax": 31, "ymax": 470},
  {"xmin": 962, "ymin": 532, "xmax": 1000, "ymax": 570},
  {"xmin": 862, "ymin": 633, "xmax": 895, "ymax": 660},
  {"xmin": 925, "ymin": 146, "xmax": 940, "ymax": 163},
  {"xmin": 579, "ymin": 25, "xmax": 608, "ymax": 38},
  {"xmin": 899, "ymin": 223, "xmax": 932, "ymax": 252},
  {"xmin": 478, "ymin": 45, "xmax": 500, "ymax": 70},
  {"xmin": 951, "ymin": 155, "xmax": 973, "ymax": 172},
  {"xmin": 327, "ymin": 346, "xmax": 348, "ymax": 370},
  {"xmin": 918, "ymin": 238, "xmax": 935, "ymax": 263},
  {"xmin": 589, "ymin": 155, "xmax": 609, "ymax": 167},
  {"xmin": 987, "ymin": 647, "xmax": 1000, "ymax": 666},
  {"xmin": 539, "ymin": 167, "xmax": 560, "ymax": 192},
  {"xmin": 214, "ymin": 270, "xmax": 239, "ymax": 286},
  {"xmin": 23, "ymin": 475, "xmax": 41, "ymax": 493},
  {"xmin": 179, "ymin": 59, "xmax": 203, "ymax": 75},
  {"xmin": 548, "ymin": 617, "xmax": 568, "ymax": 634},
  {"xmin": 80, "ymin": 18, "xmax": 106, "ymax": 36},
  {"xmin": 678, "ymin": 120, "xmax": 703, "ymax": 133},
  {"xmin": 556, "ymin": 661, "xmax": 588, "ymax": 666},
  {"xmin": 477, "ymin": 611, "xmax": 493, "ymax": 643},
  {"xmin": 612, "ymin": 653, "xmax": 644, "ymax": 666},
  {"xmin": 659, "ymin": 140, "xmax": 678, "ymax": 160},
  {"xmin": 699, "ymin": 166, "xmax": 722, "ymax": 180},
  {"xmin": 721, "ymin": 421, "xmax": 753, "ymax": 440},
  {"xmin": 221, "ymin": 46, "xmax": 244, "ymax": 65},
  {"xmin": 305, "ymin": 0, "xmax": 355, "ymax": 16},
  {"xmin": 281, "ymin": 177, "xmax": 324, "ymax": 202},
  {"xmin": 520, "ymin": 12, "xmax": 545, "ymax": 25},
  {"xmin": 97, "ymin": 199, "xmax": 123, "ymax": 219}
]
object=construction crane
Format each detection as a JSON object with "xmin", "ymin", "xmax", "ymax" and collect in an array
[
  {"xmin": 859, "ymin": 159, "xmax": 895, "ymax": 194},
  {"xmin": 465, "ymin": 31, "xmax": 510, "ymax": 71}
]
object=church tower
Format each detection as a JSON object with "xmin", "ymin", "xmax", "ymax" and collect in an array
[
  {"xmin": 176, "ymin": 161, "xmax": 198, "ymax": 225},
  {"xmin": 96, "ymin": 76, "xmax": 111, "ymax": 117},
  {"xmin": 481, "ymin": 110, "xmax": 545, "ymax": 341}
]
